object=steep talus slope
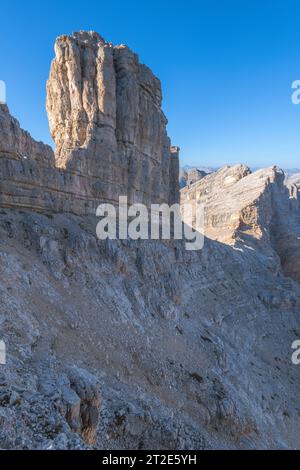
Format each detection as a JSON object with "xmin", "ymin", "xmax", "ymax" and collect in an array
[{"xmin": 0, "ymin": 209, "xmax": 300, "ymax": 449}]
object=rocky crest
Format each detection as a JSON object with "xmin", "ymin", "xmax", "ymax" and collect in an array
[
  {"xmin": 0, "ymin": 105, "xmax": 54, "ymax": 166},
  {"xmin": 179, "ymin": 167, "xmax": 209, "ymax": 188}
]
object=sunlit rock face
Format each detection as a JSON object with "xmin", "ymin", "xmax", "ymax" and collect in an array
[
  {"xmin": 46, "ymin": 31, "xmax": 179, "ymax": 207},
  {"xmin": 180, "ymin": 164, "xmax": 300, "ymax": 283}
]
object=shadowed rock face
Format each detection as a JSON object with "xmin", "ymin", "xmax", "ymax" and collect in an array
[
  {"xmin": 0, "ymin": 102, "xmax": 98, "ymax": 214},
  {"xmin": 180, "ymin": 164, "xmax": 300, "ymax": 283},
  {"xmin": 0, "ymin": 211, "xmax": 300, "ymax": 449},
  {"xmin": 46, "ymin": 31, "xmax": 179, "ymax": 207},
  {"xmin": 272, "ymin": 178, "xmax": 300, "ymax": 283}
]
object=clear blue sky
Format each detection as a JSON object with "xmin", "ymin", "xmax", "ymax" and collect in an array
[{"xmin": 1, "ymin": 0, "xmax": 300, "ymax": 169}]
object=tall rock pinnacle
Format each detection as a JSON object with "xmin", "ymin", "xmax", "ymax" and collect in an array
[{"xmin": 46, "ymin": 30, "xmax": 179, "ymax": 206}]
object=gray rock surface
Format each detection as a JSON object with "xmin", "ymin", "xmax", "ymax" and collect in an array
[
  {"xmin": 0, "ymin": 104, "xmax": 54, "ymax": 166},
  {"xmin": 0, "ymin": 210, "xmax": 300, "ymax": 449},
  {"xmin": 179, "ymin": 166, "xmax": 213, "ymax": 188},
  {"xmin": 46, "ymin": 31, "xmax": 179, "ymax": 207},
  {"xmin": 180, "ymin": 168, "xmax": 209, "ymax": 188}
]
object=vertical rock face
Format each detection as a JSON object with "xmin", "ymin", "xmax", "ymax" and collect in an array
[
  {"xmin": 46, "ymin": 31, "xmax": 179, "ymax": 206},
  {"xmin": 63, "ymin": 367, "xmax": 101, "ymax": 445},
  {"xmin": 168, "ymin": 146, "xmax": 180, "ymax": 204},
  {"xmin": 46, "ymin": 32, "xmax": 117, "ymax": 178}
]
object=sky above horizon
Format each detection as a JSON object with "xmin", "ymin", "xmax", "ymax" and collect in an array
[{"xmin": 1, "ymin": 0, "xmax": 300, "ymax": 169}]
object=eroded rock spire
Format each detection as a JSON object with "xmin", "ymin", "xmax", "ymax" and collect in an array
[{"xmin": 46, "ymin": 30, "xmax": 179, "ymax": 206}]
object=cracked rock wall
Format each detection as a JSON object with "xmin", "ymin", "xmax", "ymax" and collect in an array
[{"xmin": 46, "ymin": 31, "xmax": 179, "ymax": 207}]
